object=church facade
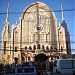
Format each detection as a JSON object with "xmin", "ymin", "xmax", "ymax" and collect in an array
[{"xmin": 2, "ymin": 2, "xmax": 71, "ymax": 64}]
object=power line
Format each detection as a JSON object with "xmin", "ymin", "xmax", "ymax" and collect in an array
[
  {"xmin": 0, "ymin": 40, "xmax": 74, "ymax": 43},
  {"xmin": 0, "ymin": 9, "xmax": 75, "ymax": 15},
  {"xmin": 0, "ymin": 48, "xmax": 75, "ymax": 51}
]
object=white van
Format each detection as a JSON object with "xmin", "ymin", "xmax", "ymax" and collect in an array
[{"xmin": 53, "ymin": 59, "xmax": 75, "ymax": 75}]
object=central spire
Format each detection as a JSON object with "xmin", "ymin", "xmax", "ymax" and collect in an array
[
  {"xmin": 61, "ymin": 4, "xmax": 64, "ymax": 21},
  {"xmin": 5, "ymin": 2, "xmax": 9, "ymax": 22}
]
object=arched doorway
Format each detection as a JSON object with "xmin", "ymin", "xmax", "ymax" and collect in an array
[
  {"xmin": 25, "ymin": 46, "xmax": 27, "ymax": 50},
  {"xmin": 35, "ymin": 53, "xmax": 49, "ymax": 71},
  {"xmin": 42, "ymin": 45, "xmax": 45, "ymax": 50},
  {"xmin": 33, "ymin": 45, "xmax": 36, "ymax": 50},
  {"xmin": 29, "ymin": 46, "xmax": 32, "ymax": 50},
  {"xmin": 37, "ymin": 44, "xmax": 40, "ymax": 49}
]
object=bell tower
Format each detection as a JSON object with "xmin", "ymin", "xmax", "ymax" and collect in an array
[
  {"xmin": 61, "ymin": 4, "xmax": 71, "ymax": 54},
  {"xmin": 2, "ymin": 3, "xmax": 11, "ymax": 64}
]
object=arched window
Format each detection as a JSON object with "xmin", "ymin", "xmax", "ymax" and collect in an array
[
  {"xmin": 46, "ymin": 46, "xmax": 49, "ymax": 50},
  {"xmin": 25, "ymin": 46, "xmax": 27, "ymax": 50},
  {"xmin": 54, "ymin": 48, "xmax": 57, "ymax": 51},
  {"xmin": 15, "ymin": 47, "xmax": 17, "ymax": 52},
  {"xmin": 42, "ymin": 45, "xmax": 45, "ymax": 50},
  {"xmin": 50, "ymin": 46, "xmax": 53, "ymax": 50},
  {"xmin": 29, "ymin": 46, "xmax": 32, "ymax": 50},
  {"xmin": 28, "ymin": 56, "xmax": 31, "ymax": 61},
  {"xmin": 37, "ymin": 44, "xmax": 40, "ymax": 49},
  {"xmin": 4, "ymin": 41, "xmax": 6, "ymax": 54},
  {"xmin": 33, "ymin": 45, "xmax": 36, "ymax": 50},
  {"xmin": 61, "ymin": 46, "xmax": 63, "ymax": 51}
]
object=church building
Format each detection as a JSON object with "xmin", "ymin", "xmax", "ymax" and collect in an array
[{"xmin": 1, "ymin": 2, "xmax": 71, "ymax": 64}]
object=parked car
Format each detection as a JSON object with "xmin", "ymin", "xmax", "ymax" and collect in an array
[{"xmin": 4, "ymin": 65, "xmax": 37, "ymax": 75}]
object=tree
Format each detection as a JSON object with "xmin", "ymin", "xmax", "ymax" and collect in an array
[
  {"xmin": 4, "ymin": 64, "xmax": 11, "ymax": 73},
  {"xmin": 0, "ymin": 63, "xmax": 4, "ymax": 73},
  {"xmin": 35, "ymin": 53, "xmax": 49, "ymax": 62}
]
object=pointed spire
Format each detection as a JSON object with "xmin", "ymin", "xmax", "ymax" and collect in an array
[
  {"xmin": 61, "ymin": 4, "xmax": 64, "ymax": 21},
  {"xmin": 5, "ymin": 2, "xmax": 9, "ymax": 22}
]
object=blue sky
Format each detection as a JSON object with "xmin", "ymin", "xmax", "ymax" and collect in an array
[{"xmin": 0, "ymin": 0, "xmax": 75, "ymax": 57}]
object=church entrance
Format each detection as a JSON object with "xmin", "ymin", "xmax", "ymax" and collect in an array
[{"xmin": 35, "ymin": 53, "xmax": 49, "ymax": 75}]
